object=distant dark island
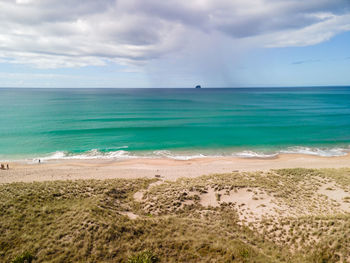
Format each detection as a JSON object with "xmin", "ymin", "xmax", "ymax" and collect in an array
[{"xmin": 195, "ymin": 85, "xmax": 201, "ymax": 89}]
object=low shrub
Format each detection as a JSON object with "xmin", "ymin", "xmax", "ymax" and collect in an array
[{"xmin": 128, "ymin": 250, "xmax": 159, "ymax": 263}]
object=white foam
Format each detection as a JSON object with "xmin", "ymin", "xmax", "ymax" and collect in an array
[
  {"xmin": 279, "ymin": 146, "xmax": 348, "ymax": 157},
  {"xmin": 153, "ymin": 150, "xmax": 207, "ymax": 160},
  {"xmin": 34, "ymin": 149, "xmax": 135, "ymax": 162},
  {"xmin": 233, "ymin": 151, "xmax": 278, "ymax": 158}
]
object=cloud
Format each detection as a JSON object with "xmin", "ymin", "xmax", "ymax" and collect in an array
[
  {"xmin": 264, "ymin": 13, "xmax": 350, "ymax": 47},
  {"xmin": 291, "ymin": 59, "xmax": 321, "ymax": 65},
  {"xmin": 0, "ymin": 0, "xmax": 349, "ymax": 68}
]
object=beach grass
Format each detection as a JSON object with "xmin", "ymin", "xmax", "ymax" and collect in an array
[{"xmin": 1, "ymin": 168, "xmax": 350, "ymax": 262}]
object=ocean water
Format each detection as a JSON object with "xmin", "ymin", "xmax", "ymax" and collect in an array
[{"xmin": 1, "ymin": 87, "xmax": 350, "ymax": 161}]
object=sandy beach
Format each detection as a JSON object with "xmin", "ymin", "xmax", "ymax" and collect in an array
[{"xmin": 1, "ymin": 153, "xmax": 350, "ymax": 184}]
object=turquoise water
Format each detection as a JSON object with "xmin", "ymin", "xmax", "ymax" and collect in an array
[{"xmin": 1, "ymin": 87, "xmax": 350, "ymax": 160}]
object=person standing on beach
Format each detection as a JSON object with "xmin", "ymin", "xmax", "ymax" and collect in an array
[{"xmin": 6, "ymin": 164, "xmax": 9, "ymax": 170}]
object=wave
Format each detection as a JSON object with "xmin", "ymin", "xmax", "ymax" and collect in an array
[
  {"xmin": 232, "ymin": 151, "xmax": 278, "ymax": 158},
  {"xmin": 35, "ymin": 149, "xmax": 134, "ymax": 162},
  {"xmin": 279, "ymin": 146, "xmax": 348, "ymax": 157},
  {"xmin": 152, "ymin": 150, "xmax": 207, "ymax": 160},
  {"xmin": 15, "ymin": 145, "xmax": 348, "ymax": 163}
]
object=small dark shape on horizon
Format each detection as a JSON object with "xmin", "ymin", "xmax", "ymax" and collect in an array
[{"xmin": 195, "ymin": 85, "xmax": 201, "ymax": 89}]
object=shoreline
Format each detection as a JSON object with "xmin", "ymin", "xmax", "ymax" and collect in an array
[
  {"xmin": 1, "ymin": 153, "xmax": 350, "ymax": 184},
  {"xmin": 1, "ymin": 145, "xmax": 349, "ymax": 162}
]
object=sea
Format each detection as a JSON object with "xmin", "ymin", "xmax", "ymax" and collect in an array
[{"xmin": 1, "ymin": 87, "xmax": 350, "ymax": 162}]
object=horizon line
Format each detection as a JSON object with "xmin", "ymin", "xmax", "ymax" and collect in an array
[{"xmin": 0, "ymin": 85, "xmax": 350, "ymax": 89}]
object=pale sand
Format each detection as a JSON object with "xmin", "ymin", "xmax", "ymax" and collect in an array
[
  {"xmin": 199, "ymin": 187, "xmax": 281, "ymax": 222},
  {"xmin": 0, "ymin": 153, "xmax": 350, "ymax": 184}
]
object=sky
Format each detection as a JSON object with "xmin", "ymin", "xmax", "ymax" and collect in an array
[{"xmin": 0, "ymin": 0, "xmax": 349, "ymax": 88}]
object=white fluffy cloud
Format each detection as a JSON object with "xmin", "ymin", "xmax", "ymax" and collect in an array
[{"xmin": 0, "ymin": 0, "xmax": 349, "ymax": 68}]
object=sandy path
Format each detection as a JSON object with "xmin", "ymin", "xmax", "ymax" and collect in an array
[{"xmin": 0, "ymin": 154, "xmax": 350, "ymax": 184}]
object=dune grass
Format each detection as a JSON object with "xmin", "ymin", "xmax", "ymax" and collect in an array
[{"xmin": 1, "ymin": 168, "xmax": 350, "ymax": 262}]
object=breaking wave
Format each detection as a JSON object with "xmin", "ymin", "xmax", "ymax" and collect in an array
[
  {"xmin": 279, "ymin": 146, "xmax": 348, "ymax": 157},
  {"xmin": 35, "ymin": 149, "xmax": 134, "ymax": 162},
  {"xmin": 17, "ymin": 145, "xmax": 349, "ymax": 163}
]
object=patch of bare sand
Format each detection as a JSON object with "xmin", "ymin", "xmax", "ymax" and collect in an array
[
  {"xmin": 133, "ymin": 180, "xmax": 165, "ymax": 202},
  {"xmin": 318, "ymin": 182, "xmax": 350, "ymax": 212},
  {"xmin": 200, "ymin": 187, "xmax": 281, "ymax": 222},
  {"xmin": 120, "ymin": 211, "xmax": 139, "ymax": 220},
  {"xmin": 133, "ymin": 191, "xmax": 145, "ymax": 202}
]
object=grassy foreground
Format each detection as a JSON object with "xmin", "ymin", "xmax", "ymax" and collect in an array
[{"xmin": 1, "ymin": 168, "xmax": 350, "ymax": 262}]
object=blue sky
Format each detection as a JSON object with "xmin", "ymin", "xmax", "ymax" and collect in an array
[{"xmin": 0, "ymin": 0, "xmax": 349, "ymax": 88}]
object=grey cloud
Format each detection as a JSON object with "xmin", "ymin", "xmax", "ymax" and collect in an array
[
  {"xmin": 214, "ymin": 13, "xmax": 324, "ymax": 38},
  {"xmin": 0, "ymin": 0, "xmax": 349, "ymax": 68},
  {"xmin": 0, "ymin": 0, "xmax": 114, "ymax": 24},
  {"xmin": 211, "ymin": 0, "xmax": 350, "ymax": 38}
]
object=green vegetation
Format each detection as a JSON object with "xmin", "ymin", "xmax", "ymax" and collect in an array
[
  {"xmin": 1, "ymin": 168, "xmax": 350, "ymax": 262},
  {"xmin": 12, "ymin": 251, "xmax": 35, "ymax": 263},
  {"xmin": 127, "ymin": 250, "xmax": 159, "ymax": 263}
]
